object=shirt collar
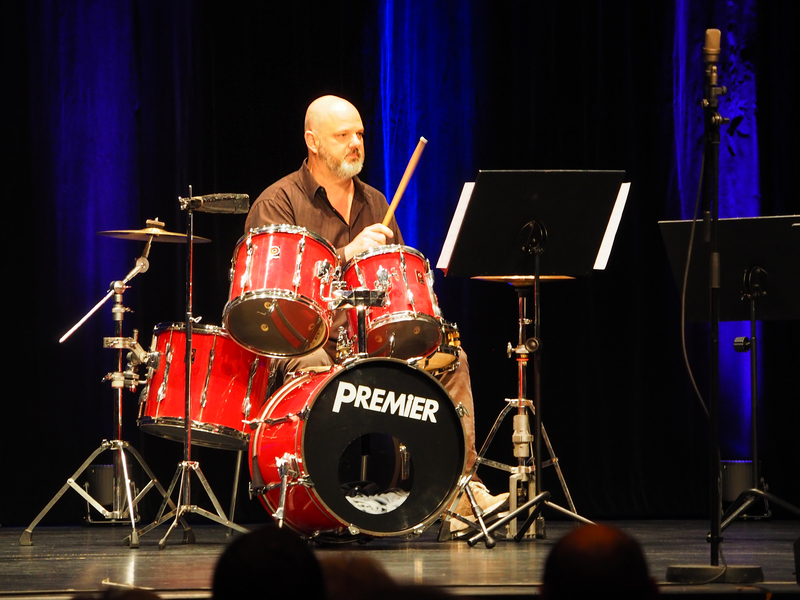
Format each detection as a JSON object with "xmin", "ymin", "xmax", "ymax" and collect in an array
[{"xmin": 300, "ymin": 159, "xmax": 369, "ymax": 206}]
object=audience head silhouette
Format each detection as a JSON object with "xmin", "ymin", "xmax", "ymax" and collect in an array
[
  {"xmin": 542, "ymin": 524, "xmax": 658, "ymax": 600},
  {"xmin": 212, "ymin": 525, "xmax": 326, "ymax": 600}
]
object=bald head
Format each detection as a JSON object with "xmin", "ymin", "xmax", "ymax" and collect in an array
[
  {"xmin": 542, "ymin": 525, "xmax": 658, "ymax": 600},
  {"xmin": 304, "ymin": 95, "xmax": 365, "ymax": 181},
  {"xmin": 305, "ymin": 95, "xmax": 361, "ymax": 134}
]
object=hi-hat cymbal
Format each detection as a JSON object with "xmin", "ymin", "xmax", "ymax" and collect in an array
[
  {"xmin": 472, "ymin": 275, "xmax": 575, "ymax": 285},
  {"xmin": 98, "ymin": 226, "xmax": 211, "ymax": 244}
]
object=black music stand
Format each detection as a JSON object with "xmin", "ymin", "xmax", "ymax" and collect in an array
[
  {"xmin": 659, "ymin": 215, "xmax": 800, "ymax": 536},
  {"xmin": 439, "ymin": 170, "xmax": 629, "ymax": 546}
]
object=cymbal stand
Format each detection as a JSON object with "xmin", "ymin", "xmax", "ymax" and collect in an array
[
  {"xmin": 462, "ymin": 243, "xmax": 593, "ymax": 548},
  {"xmin": 130, "ymin": 189, "xmax": 248, "ymax": 549},
  {"xmin": 21, "ymin": 240, "xmax": 174, "ymax": 548}
]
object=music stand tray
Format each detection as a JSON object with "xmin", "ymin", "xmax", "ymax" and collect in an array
[
  {"xmin": 438, "ymin": 170, "xmax": 629, "ymax": 277},
  {"xmin": 659, "ymin": 215, "xmax": 800, "ymax": 322}
]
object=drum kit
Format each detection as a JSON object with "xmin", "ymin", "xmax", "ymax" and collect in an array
[
  {"xmin": 223, "ymin": 224, "xmax": 467, "ymax": 540},
  {"xmin": 20, "ymin": 198, "xmax": 467, "ymax": 547}
]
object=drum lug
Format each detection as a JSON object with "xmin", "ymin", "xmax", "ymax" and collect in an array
[
  {"xmin": 274, "ymin": 453, "xmax": 300, "ymax": 528},
  {"xmin": 292, "ymin": 234, "xmax": 306, "ymax": 292},
  {"xmin": 375, "ymin": 266, "xmax": 390, "ymax": 292},
  {"xmin": 242, "ymin": 358, "xmax": 260, "ymax": 418},
  {"xmin": 315, "ymin": 258, "xmax": 333, "ymax": 283},
  {"xmin": 347, "ymin": 524, "xmax": 361, "ymax": 536},
  {"xmin": 242, "ymin": 233, "xmax": 254, "ymax": 291}
]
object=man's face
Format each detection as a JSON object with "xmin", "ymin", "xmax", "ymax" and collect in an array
[{"xmin": 315, "ymin": 108, "xmax": 365, "ymax": 179}]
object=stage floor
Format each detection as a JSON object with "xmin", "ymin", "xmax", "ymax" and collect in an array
[{"xmin": 0, "ymin": 519, "xmax": 798, "ymax": 598}]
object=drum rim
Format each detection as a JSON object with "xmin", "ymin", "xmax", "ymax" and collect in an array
[
  {"xmin": 138, "ymin": 416, "xmax": 249, "ymax": 450},
  {"xmin": 222, "ymin": 290, "xmax": 331, "ymax": 357},
  {"xmin": 251, "ymin": 357, "xmax": 466, "ymax": 537},
  {"xmin": 358, "ymin": 312, "xmax": 442, "ymax": 360},
  {"xmin": 342, "ymin": 244, "xmax": 426, "ymax": 272},
  {"xmin": 235, "ymin": 224, "xmax": 337, "ymax": 255},
  {"xmin": 153, "ymin": 321, "xmax": 228, "ymax": 336}
]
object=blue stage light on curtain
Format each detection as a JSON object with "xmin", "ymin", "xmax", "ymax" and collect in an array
[
  {"xmin": 29, "ymin": 0, "xmax": 139, "ymax": 308},
  {"xmin": 671, "ymin": 0, "xmax": 761, "ymax": 459},
  {"xmin": 376, "ymin": 1, "xmax": 477, "ymax": 260}
]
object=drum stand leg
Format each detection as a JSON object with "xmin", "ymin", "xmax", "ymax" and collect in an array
[
  {"xmin": 227, "ymin": 450, "xmax": 243, "ymax": 536},
  {"xmin": 20, "ymin": 439, "xmax": 172, "ymax": 548},
  {"xmin": 129, "ymin": 459, "xmax": 249, "ymax": 549}
]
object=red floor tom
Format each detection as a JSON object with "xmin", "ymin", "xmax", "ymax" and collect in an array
[{"xmin": 138, "ymin": 322, "xmax": 271, "ymax": 450}]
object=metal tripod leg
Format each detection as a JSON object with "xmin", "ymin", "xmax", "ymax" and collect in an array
[
  {"xmin": 721, "ymin": 488, "xmax": 800, "ymax": 531},
  {"xmin": 461, "ymin": 400, "xmax": 581, "ymax": 538},
  {"xmin": 540, "ymin": 423, "xmax": 577, "ymax": 513},
  {"xmin": 132, "ymin": 460, "xmax": 249, "ymax": 549},
  {"xmin": 20, "ymin": 439, "xmax": 169, "ymax": 548},
  {"xmin": 227, "ymin": 450, "xmax": 243, "ymax": 536}
]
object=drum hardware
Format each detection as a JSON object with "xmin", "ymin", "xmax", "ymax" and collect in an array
[
  {"xmin": 331, "ymin": 287, "xmax": 388, "ymax": 359},
  {"xmin": 20, "ymin": 226, "xmax": 184, "ymax": 547},
  {"xmin": 273, "ymin": 453, "xmax": 299, "ymax": 527},
  {"xmin": 452, "ymin": 475, "xmax": 498, "ymax": 548},
  {"xmin": 449, "ymin": 266, "xmax": 593, "ymax": 548},
  {"xmin": 245, "ymin": 406, "xmax": 309, "ymax": 429},
  {"xmin": 129, "ymin": 187, "xmax": 251, "ymax": 549}
]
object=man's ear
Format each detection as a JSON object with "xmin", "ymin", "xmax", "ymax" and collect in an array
[{"xmin": 304, "ymin": 130, "xmax": 319, "ymax": 154}]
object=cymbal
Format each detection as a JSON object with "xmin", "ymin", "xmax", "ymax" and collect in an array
[
  {"xmin": 472, "ymin": 275, "xmax": 575, "ymax": 286},
  {"xmin": 98, "ymin": 226, "xmax": 211, "ymax": 244}
]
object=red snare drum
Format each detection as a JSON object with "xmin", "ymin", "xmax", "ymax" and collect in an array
[
  {"xmin": 223, "ymin": 225, "xmax": 337, "ymax": 357},
  {"xmin": 249, "ymin": 358, "xmax": 465, "ymax": 538},
  {"xmin": 342, "ymin": 245, "xmax": 441, "ymax": 360},
  {"xmin": 138, "ymin": 322, "xmax": 271, "ymax": 450}
]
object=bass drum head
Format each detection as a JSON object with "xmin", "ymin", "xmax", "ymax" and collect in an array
[{"xmin": 253, "ymin": 358, "xmax": 465, "ymax": 537}]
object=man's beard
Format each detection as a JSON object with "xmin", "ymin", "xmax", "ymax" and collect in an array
[{"xmin": 319, "ymin": 142, "xmax": 364, "ymax": 179}]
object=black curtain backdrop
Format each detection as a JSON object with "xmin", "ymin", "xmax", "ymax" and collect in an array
[{"xmin": 3, "ymin": 0, "xmax": 797, "ymax": 528}]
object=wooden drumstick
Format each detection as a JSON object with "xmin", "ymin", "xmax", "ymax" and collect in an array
[{"xmin": 382, "ymin": 136, "xmax": 428, "ymax": 226}]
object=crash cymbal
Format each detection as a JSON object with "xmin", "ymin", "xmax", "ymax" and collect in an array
[
  {"xmin": 98, "ymin": 220, "xmax": 211, "ymax": 243},
  {"xmin": 473, "ymin": 275, "xmax": 574, "ymax": 285}
]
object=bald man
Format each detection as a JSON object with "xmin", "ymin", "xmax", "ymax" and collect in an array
[{"xmin": 245, "ymin": 95, "xmax": 507, "ymax": 525}]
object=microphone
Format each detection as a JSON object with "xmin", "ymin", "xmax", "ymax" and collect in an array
[
  {"xmin": 703, "ymin": 29, "xmax": 721, "ymax": 86},
  {"xmin": 703, "ymin": 29, "xmax": 721, "ymax": 64}
]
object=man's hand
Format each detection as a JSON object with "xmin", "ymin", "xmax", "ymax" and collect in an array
[{"xmin": 344, "ymin": 223, "xmax": 394, "ymax": 262}]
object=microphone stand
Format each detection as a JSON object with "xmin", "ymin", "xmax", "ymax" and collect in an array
[
  {"xmin": 128, "ymin": 188, "xmax": 249, "ymax": 549},
  {"xmin": 667, "ymin": 29, "xmax": 763, "ymax": 584},
  {"xmin": 703, "ymin": 37, "xmax": 726, "ymax": 569}
]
